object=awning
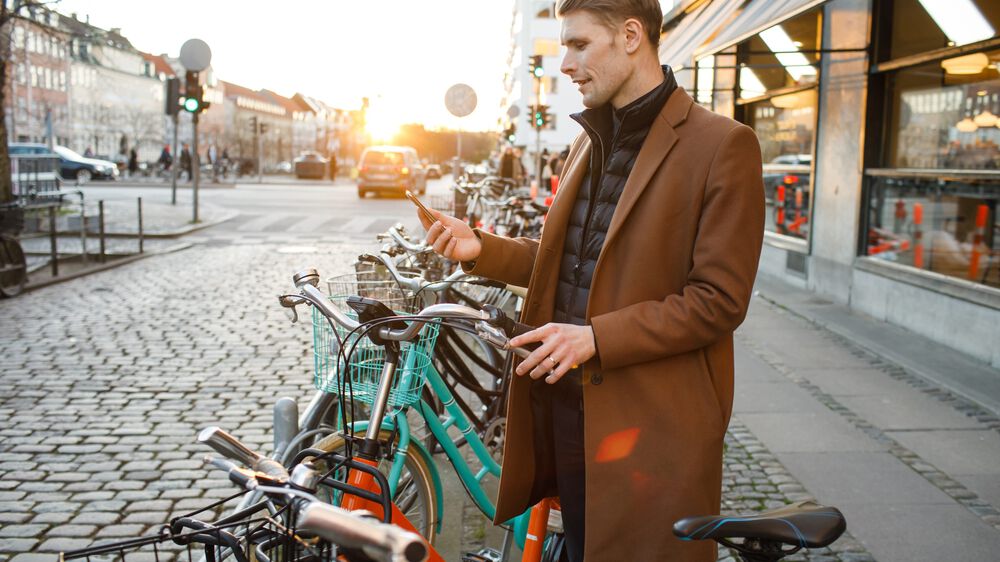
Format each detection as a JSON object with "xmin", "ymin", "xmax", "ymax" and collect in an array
[
  {"xmin": 658, "ymin": 0, "xmax": 745, "ymax": 72},
  {"xmin": 697, "ymin": 0, "xmax": 829, "ymax": 57}
]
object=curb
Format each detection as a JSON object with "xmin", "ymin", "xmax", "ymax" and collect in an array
[
  {"xmin": 22, "ymin": 242, "xmax": 194, "ymax": 293},
  {"xmin": 48, "ymin": 210, "xmax": 240, "ymax": 239}
]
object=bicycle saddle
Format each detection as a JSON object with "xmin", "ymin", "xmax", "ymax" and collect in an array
[{"xmin": 673, "ymin": 501, "xmax": 845, "ymax": 549}]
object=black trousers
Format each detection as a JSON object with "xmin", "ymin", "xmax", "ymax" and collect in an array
[{"xmin": 531, "ymin": 372, "xmax": 586, "ymax": 562}]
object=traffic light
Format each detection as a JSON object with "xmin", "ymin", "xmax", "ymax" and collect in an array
[
  {"xmin": 248, "ymin": 116, "xmax": 257, "ymax": 133},
  {"xmin": 182, "ymin": 71, "xmax": 208, "ymax": 114},
  {"xmin": 259, "ymin": 122, "xmax": 268, "ymax": 135},
  {"xmin": 165, "ymin": 77, "xmax": 180, "ymax": 116},
  {"xmin": 504, "ymin": 123, "xmax": 517, "ymax": 143},
  {"xmin": 533, "ymin": 105, "xmax": 549, "ymax": 129},
  {"xmin": 528, "ymin": 55, "xmax": 544, "ymax": 78}
]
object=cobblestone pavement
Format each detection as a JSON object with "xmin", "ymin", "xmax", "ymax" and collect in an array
[
  {"xmin": 0, "ymin": 243, "xmax": 360, "ymax": 559},
  {"xmin": 1, "ymin": 241, "xmax": 883, "ymax": 561}
]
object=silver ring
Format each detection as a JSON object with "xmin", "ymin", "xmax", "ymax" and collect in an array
[{"xmin": 547, "ymin": 356, "xmax": 557, "ymax": 367}]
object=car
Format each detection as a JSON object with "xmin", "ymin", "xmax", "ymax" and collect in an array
[
  {"xmin": 10, "ymin": 143, "xmax": 119, "ymax": 183},
  {"xmin": 293, "ymin": 152, "xmax": 329, "ymax": 179},
  {"xmin": 425, "ymin": 164, "xmax": 442, "ymax": 179},
  {"xmin": 357, "ymin": 146, "xmax": 427, "ymax": 198}
]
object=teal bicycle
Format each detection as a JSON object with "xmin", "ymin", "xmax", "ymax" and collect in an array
[{"xmin": 280, "ymin": 267, "xmax": 559, "ymax": 561}]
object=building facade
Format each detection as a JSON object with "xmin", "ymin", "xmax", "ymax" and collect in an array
[
  {"xmin": 660, "ymin": 0, "xmax": 1000, "ymax": 368},
  {"xmin": 503, "ymin": 0, "xmax": 581, "ymax": 167},
  {"xmin": 4, "ymin": 8, "xmax": 71, "ymax": 147}
]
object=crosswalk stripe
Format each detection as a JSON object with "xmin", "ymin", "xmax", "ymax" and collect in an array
[{"xmin": 236, "ymin": 214, "xmax": 291, "ymax": 232}]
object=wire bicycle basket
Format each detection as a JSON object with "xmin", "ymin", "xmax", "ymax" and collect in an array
[{"xmin": 313, "ymin": 266, "xmax": 440, "ymax": 408}]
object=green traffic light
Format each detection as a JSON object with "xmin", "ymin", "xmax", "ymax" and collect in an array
[
  {"xmin": 183, "ymin": 97, "xmax": 201, "ymax": 113},
  {"xmin": 533, "ymin": 66, "xmax": 544, "ymax": 78}
]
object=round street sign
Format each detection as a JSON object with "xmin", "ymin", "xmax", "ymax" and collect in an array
[
  {"xmin": 507, "ymin": 105, "xmax": 520, "ymax": 119},
  {"xmin": 445, "ymin": 84, "xmax": 477, "ymax": 118},
  {"xmin": 180, "ymin": 39, "xmax": 212, "ymax": 72}
]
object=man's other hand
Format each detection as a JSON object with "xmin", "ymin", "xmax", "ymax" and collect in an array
[
  {"xmin": 421, "ymin": 209, "xmax": 482, "ymax": 263},
  {"xmin": 511, "ymin": 323, "xmax": 596, "ymax": 384}
]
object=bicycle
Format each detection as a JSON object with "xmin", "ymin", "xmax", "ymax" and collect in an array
[
  {"xmin": 281, "ymin": 267, "xmax": 568, "ymax": 561},
  {"xmin": 0, "ymin": 203, "xmax": 28, "ymax": 298},
  {"xmin": 60, "ymin": 427, "xmax": 428, "ymax": 562}
]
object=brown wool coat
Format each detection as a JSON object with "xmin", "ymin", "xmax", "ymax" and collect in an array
[{"xmin": 468, "ymin": 88, "xmax": 765, "ymax": 561}]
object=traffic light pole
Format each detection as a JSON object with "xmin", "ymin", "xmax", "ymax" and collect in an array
[
  {"xmin": 257, "ymin": 123, "xmax": 263, "ymax": 184},
  {"xmin": 192, "ymin": 110, "xmax": 200, "ymax": 223},
  {"xmin": 170, "ymin": 112, "xmax": 179, "ymax": 205}
]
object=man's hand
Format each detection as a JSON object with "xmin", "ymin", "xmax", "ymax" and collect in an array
[
  {"xmin": 511, "ymin": 323, "xmax": 596, "ymax": 384},
  {"xmin": 420, "ymin": 208, "xmax": 482, "ymax": 263}
]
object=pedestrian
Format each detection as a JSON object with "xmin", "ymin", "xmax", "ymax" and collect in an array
[
  {"xmin": 180, "ymin": 143, "xmax": 192, "ymax": 182},
  {"xmin": 540, "ymin": 148, "xmax": 552, "ymax": 191},
  {"xmin": 128, "ymin": 147, "xmax": 138, "ymax": 177},
  {"xmin": 328, "ymin": 152, "xmax": 338, "ymax": 180},
  {"xmin": 207, "ymin": 144, "xmax": 219, "ymax": 182},
  {"xmin": 499, "ymin": 146, "xmax": 516, "ymax": 180},
  {"xmin": 84, "ymin": 146, "xmax": 94, "ymax": 157},
  {"xmin": 418, "ymin": 1, "xmax": 764, "ymax": 560},
  {"xmin": 513, "ymin": 147, "xmax": 526, "ymax": 185},
  {"xmin": 157, "ymin": 145, "xmax": 173, "ymax": 173}
]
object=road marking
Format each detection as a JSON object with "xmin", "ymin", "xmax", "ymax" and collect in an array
[
  {"xmin": 236, "ymin": 214, "xmax": 292, "ymax": 232},
  {"xmin": 286, "ymin": 215, "xmax": 337, "ymax": 233}
]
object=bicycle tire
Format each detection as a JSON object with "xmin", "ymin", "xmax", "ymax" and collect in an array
[
  {"xmin": 310, "ymin": 429, "xmax": 439, "ymax": 545},
  {"xmin": 423, "ymin": 331, "xmax": 505, "ymax": 455},
  {"xmin": 0, "ymin": 235, "xmax": 27, "ymax": 298}
]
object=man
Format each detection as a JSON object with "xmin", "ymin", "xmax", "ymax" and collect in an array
[
  {"xmin": 180, "ymin": 143, "xmax": 192, "ymax": 182},
  {"xmin": 420, "ymin": 1, "xmax": 763, "ymax": 559}
]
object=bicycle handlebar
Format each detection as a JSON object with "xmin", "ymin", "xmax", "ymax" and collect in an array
[
  {"xmin": 198, "ymin": 426, "xmax": 290, "ymax": 482},
  {"xmin": 200, "ymin": 430, "xmax": 428, "ymax": 562}
]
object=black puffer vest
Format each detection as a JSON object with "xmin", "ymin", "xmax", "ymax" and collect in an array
[{"xmin": 552, "ymin": 66, "xmax": 677, "ymax": 329}]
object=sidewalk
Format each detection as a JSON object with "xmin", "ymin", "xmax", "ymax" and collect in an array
[{"xmin": 733, "ymin": 274, "xmax": 1000, "ymax": 561}]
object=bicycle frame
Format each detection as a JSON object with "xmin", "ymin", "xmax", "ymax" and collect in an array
[{"xmin": 335, "ymin": 335, "xmax": 541, "ymax": 561}]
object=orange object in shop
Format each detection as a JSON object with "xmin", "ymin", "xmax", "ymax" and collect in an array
[
  {"xmin": 968, "ymin": 204, "xmax": 989, "ymax": 281},
  {"xmin": 913, "ymin": 203, "xmax": 924, "ymax": 269},
  {"xmin": 551, "ymin": 175, "xmax": 559, "ymax": 193},
  {"xmin": 794, "ymin": 187, "xmax": 804, "ymax": 222},
  {"xmin": 775, "ymin": 184, "xmax": 787, "ymax": 232},
  {"xmin": 530, "ymin": 179, "xmax": 538, "ymax": 200}
]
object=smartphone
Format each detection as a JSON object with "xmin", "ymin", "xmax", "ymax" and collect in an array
[{"xmin": 405, "ymin": 190, "xmax": 438, "ymax": 225}]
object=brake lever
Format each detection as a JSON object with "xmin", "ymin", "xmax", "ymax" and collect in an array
[{"xmin": 284, "ymin": 307, "xmax": 298, "ymax": 324}]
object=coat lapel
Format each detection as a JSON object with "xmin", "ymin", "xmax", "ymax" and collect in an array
[{"xmin": 600, "ymin": 88, "xmax": 693, "ymax": 253}]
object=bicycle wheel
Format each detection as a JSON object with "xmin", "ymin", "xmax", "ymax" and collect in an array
[
  {"xmin": 0, "ymin": 235, "xmax": 27, "ymax": 297},
  {"xmin": 310, "ymin": 429, "xmax": 439, "ymax": 545}
]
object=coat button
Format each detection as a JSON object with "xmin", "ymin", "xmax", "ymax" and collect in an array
[{"xmin": 590, "ymin": 372, "xmax": 603, "ymax": 385}]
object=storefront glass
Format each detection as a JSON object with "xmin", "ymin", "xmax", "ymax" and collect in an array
[
  {"xmin": 865, "ymin": 4, "xmax": 999, "ymax": 289},
  {"xmin": 737, "ymin": 8, "xmax": 822, "ymax": 242}
]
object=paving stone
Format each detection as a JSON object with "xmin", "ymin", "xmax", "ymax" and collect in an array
[
  {"xmin": 69, "ymin": 511, "xmax": 120, "ymax": 525},
  {"xmin": 45, "ymin": 524, "xmax": 97, "ymax": 537},
  {"xmin": 35, "ymin": 537, "xmax": 93, "ymax": 552},
  {"xmin": 0, "ymin": 539, "xmax": 40, "ymax": 553},
  {"xmin": 0, "ymin": 525, "xmax": 47, "ymax": 538},
  {"xmin": 29, "ymin": 512, "xmax": 73, "ymax": 524}
]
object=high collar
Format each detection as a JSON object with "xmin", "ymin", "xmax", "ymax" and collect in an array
[{"xmin": 571, "ymin": 65, "xmax": 678, "ymax": 146}]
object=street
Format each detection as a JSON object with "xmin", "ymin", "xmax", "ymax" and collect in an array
[{"xmin": 1, "ymin": 177, "xmax": 1000, "ymax": 561}]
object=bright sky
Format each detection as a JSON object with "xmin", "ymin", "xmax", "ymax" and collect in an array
[{"xmin": 54, "ymin": 0, "xmax": 515, "ymax": 133}]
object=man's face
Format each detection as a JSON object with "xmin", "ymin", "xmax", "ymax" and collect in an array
[{"xmin": 560, "ymin": 10, "xmax": 629, "ymax": 109}]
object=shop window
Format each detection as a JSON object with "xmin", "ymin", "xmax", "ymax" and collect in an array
[
  {"xmin": 883, "ymin": 0, "xmax": 997, "ymax": 62},
  {"xmin": 866, "ymin": 6, "xmax": 999, "ymax": 288},
  {"xmin": 733, "ymin": 8, "xmax": 822, "ymax": 242}
]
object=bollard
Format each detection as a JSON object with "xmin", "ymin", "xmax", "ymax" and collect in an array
[
  {"xmin": 137, "ymin": 197, "xmax": 144, "ymax": 254},
  {"xmin": 913, "ymin": 203, "xmax": 924, "ymax": 269},
  {"xmin": 272, "ymin": 397, "xmax": 300, "ymax": 460},
  {"xmin": 98, "ymin": 200, "xmax": 106, "ymax": 264},
  {"xmin": 968, "ymin": 204, "xmax": 988, "ymax": 281},
  {"xmin": 48, "ymin": 205, "xmax": 58, "ymax": 277}
]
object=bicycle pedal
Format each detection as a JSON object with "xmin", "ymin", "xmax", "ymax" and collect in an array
[{"xmin": 461, "ymin": 547, "xmax": 502, "ymax": 562}]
